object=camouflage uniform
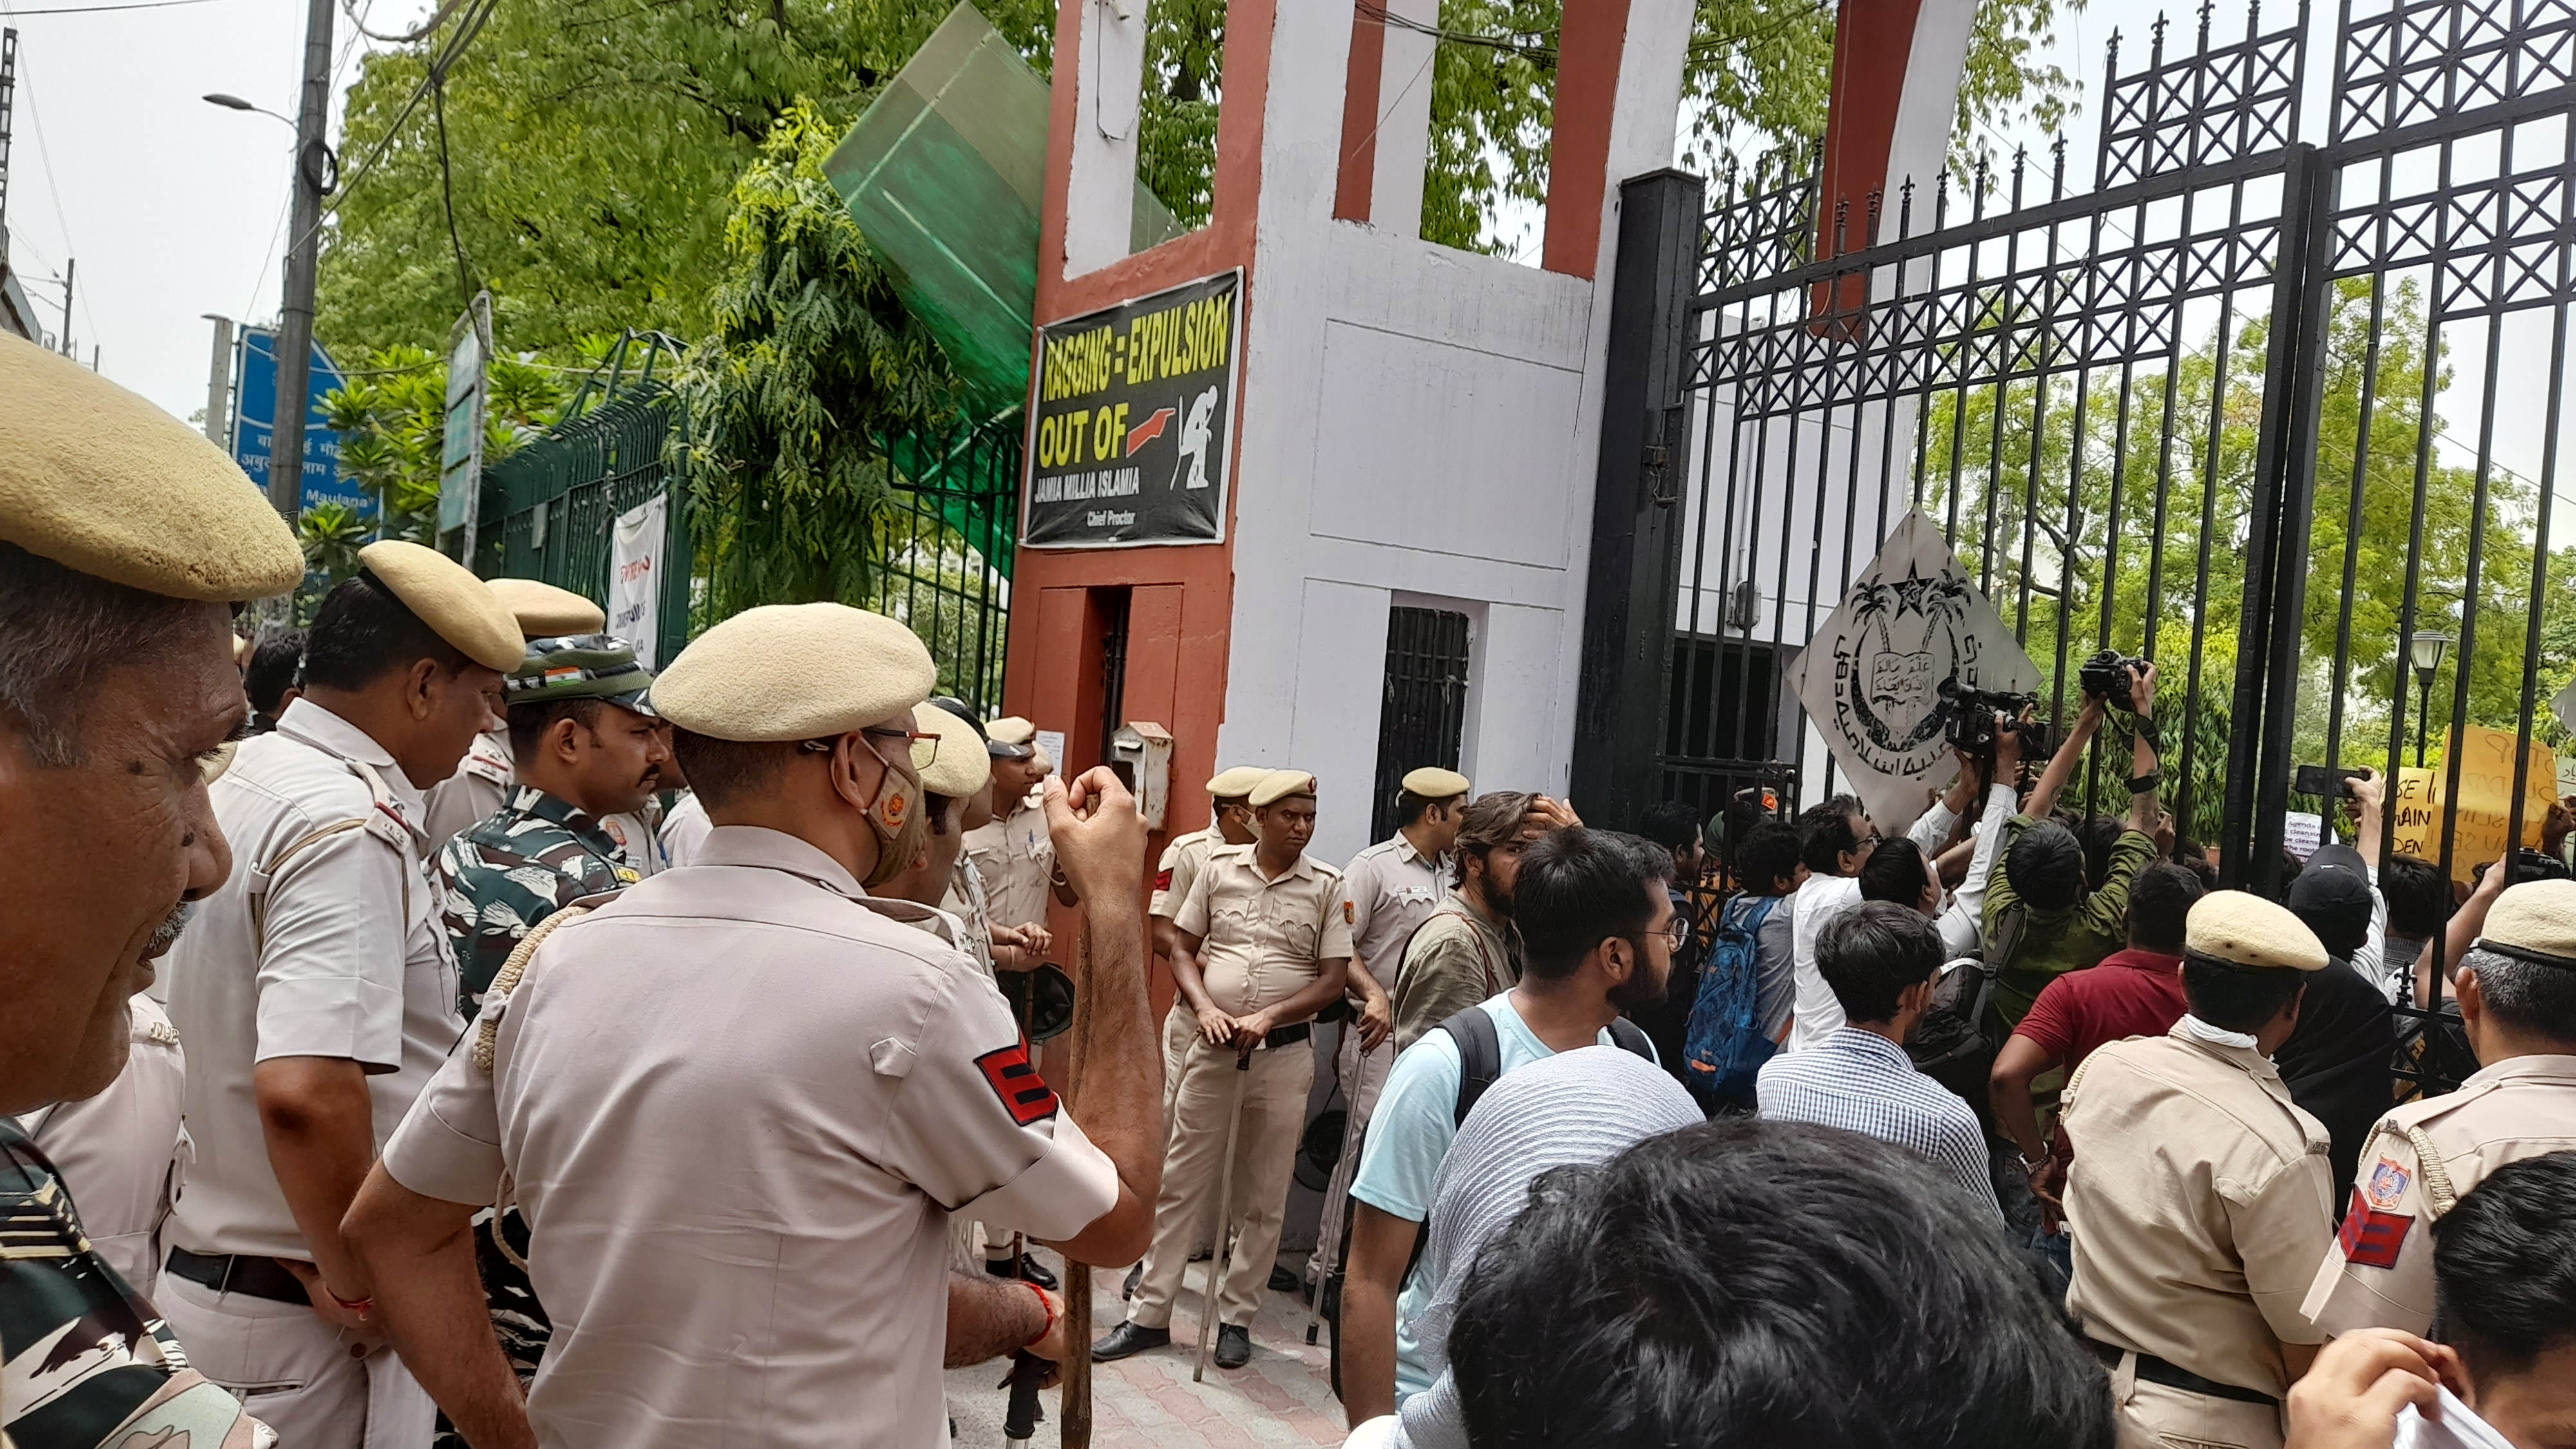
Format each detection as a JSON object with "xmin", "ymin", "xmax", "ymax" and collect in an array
[
  {"xmin": 1, "ymin": 1120, "xmax": 272, "ymax": 1447},
  {"xmin": 437, "ymin": 784, "xmax": 638, "ymax": 1019}
]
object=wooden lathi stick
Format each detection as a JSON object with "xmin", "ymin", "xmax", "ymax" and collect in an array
[{"xmin": 1058, "ymin": 922, "xmax": 1096, "ymax": 1449}]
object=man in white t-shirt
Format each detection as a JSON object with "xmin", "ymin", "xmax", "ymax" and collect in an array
[
  {"xmin": 1787, "ymin": 795, "xmax": 1877, "ymax": 1050},
  {"xmin": 1338, "ymin": 828, "xmax": 1676, "ymax": 1427}
]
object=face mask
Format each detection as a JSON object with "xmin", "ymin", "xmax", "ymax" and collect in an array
[{"xmin": 858, "ymin": 736, "xmax": 931, "ymax": 889}]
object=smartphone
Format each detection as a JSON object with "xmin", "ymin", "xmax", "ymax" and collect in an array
[{"xmin": 2293, "ymin": 764, "xmax": 2365, "ymax": 797}]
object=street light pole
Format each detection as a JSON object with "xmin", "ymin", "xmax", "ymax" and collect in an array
[
  {"xmin": 2409, "ymin": 630, "xmax": 2452, "ymax": 768},
  {"xmin": 267, "ymin": 0, "xmax": 336, "ymax": 526}
]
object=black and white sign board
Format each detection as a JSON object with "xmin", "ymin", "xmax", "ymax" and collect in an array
[
  {"xmin": 1023, "ymin": 269, "xmax": 1239, "ymax": 548},
  {"xmin": 1786, "ymin": 509, "xmax": 2041, "ymax": 834}
]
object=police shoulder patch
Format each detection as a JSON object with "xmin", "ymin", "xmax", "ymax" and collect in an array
[
  {"xmin": 974, "ymin": 1042, "xmax": 1060, "ymax": 1126},
  {"xmin": 2365, "ymin": 1155, "xmax": 2413, "ymax": 1210},
  {"xmin": 2336, "ymin": 1186, "xmax": 2413, "ymax": 1270},
  {"xmin": 1343, "ymin": 900, "xmax": 1356, "ymax": 924}
]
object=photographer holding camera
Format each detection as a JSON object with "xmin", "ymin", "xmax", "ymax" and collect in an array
[{"xmin": 1984, "ymin": 656, "xmax": 2167, "ymax": 1025}]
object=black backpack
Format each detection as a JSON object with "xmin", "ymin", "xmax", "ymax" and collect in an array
[{"xmin": 1435, "ymin": 1003, "xmax": 1656, "ymax": 1128}]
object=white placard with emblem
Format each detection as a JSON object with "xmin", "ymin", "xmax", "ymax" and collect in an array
[{"xmin": 1786, "ymin": 509, "xmax": 2041, "ymax": 835}]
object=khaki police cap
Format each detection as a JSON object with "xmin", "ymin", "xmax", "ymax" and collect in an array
[
  {"xmin": 0, "ymin": 333, "xmax": 304, "ymax": 601},
  {"xmin": 487, "ymin": 578, "xmax": 606, "ymax": 637},
  {"xmin": 1401, "ymin": 767, "xmax": 1472, "ymax": 800},
  {"xmin": 2185, "ymin": 890, "xmax": 2328, "ymax": 972},
  {"xmin": 652, "ymin": 602, "xmax": 936, "ymax": 742},
  {"xmin": 914, "ymin": 701, "xmax": 992, "ymax": 799},
  {"xmin": 504, "ymin": 634, "xmax": 654, "ymax": 712},
  {"xmin": 989, "ymin": 716, "xmax": 1037, "ymax": 747},
  {"xmin": 2475, "ymin": 879, "xmax": 2576, "ymax": 969},
  {"xmin": 357, "ymin": 541, "xmax": 524, "ymax": 673},
  {"xmin": 1250, "ymin": 770, "xmax": 1318, "ymax": 808},
  {"xmin": 1207, "ymin": 765, "xmax": 1270, "ymax": 800}
]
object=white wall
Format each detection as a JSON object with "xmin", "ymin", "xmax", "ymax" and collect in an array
[{"xmin": 1215, "ymin": 0, "xmax": 1695, "ymax": 866}]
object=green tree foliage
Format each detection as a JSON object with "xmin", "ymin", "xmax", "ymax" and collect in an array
[
  {"xmin": 296, "ymin": 501, "xmax": 373, "ymax": 590},
  {"xmin": 318, "ymin": 0, "xmax": 1056, "ymax": 359},
  {"xmin": 322, "ymin": 345, "xmax": 574, "ymax": 541},
  {"xmin": 670, "ymin": 102, "xmax": 965, "ymax": 617}
]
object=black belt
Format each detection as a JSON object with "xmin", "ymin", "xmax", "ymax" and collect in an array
[
  {"xmin": 164, "ymin": 1247, "xmax": 312, "ymax": 1307},
  {"xmin": 2087, "ymin": 1337, "xmax": 2278, "ymax": 1406},
  {"xmin": 1263, "ymin": 1023, "xmax": 1312, "ymax": 1049}
]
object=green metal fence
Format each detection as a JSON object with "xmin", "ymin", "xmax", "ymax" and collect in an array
[
  {"xmin": 480, "ymin": 345, "xmax": 1022, "ymax": 710},
  {"xmin": 483, "ymin": 382, "xmax": 697, "ymax": 669},
  {"xmin": 875, "ymin": 417, "xmax": 1020, "ymax": 714}
]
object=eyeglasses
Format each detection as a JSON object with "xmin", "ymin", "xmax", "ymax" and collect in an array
[
  {"xmin": 1631, "ymin": 918, "xmax": 1686, "ymax": 951},
  {"xmin": 800, "ymin": 727, "xmax": 938, "ymax": 766}
]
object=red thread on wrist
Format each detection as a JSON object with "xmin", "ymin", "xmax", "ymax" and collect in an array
[
  {"xmin": 1021, "ymin": 1278, "xmax": 1055, "ymax": 1350},
  {"xmin": 328, "ymin": 1288, "xmax": 374, "ymax": 1314}
]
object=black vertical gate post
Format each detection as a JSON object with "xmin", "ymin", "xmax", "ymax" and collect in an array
[
  {"xmin": 2224, "ymin": 142, "xmax": 2337, "ymax": 893},
  {"xmin": 1572, "ymin": 169, "xmax": 1705, "ymax": 826}
]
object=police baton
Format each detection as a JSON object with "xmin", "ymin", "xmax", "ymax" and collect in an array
[
  {"xmin": 1193, "ymin": 1035, "xmax": 1258, "ymax": 1383},
  {"xmin": 1057, "ymin": 924, "xmax": 1098, "ymax": 1449}
]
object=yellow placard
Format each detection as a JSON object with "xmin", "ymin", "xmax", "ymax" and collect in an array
[{"xmin": 2389, "ymin": 725, "xmax": 2559, "ymax": 882}]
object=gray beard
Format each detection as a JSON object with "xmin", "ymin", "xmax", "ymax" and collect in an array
[{"xmin": 147, "ymin": 901, "xmax": 194, "ymax": 954}]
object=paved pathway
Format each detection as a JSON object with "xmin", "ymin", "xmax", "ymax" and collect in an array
[{"xmin": 944, "ymin": 1251, "xmax": 1350, "ymax": 1448}]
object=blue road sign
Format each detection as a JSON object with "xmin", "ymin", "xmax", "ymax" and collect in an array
[{"xmin": 232, "ymin": 328, "xmax": 372, "ymax": 518}]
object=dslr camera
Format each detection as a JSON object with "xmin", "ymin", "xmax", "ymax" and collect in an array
[
  {"xmin": 1938, "ymin": 676, "xmax": 2041, "ymax": 772},
  {"xmin": 2080, "ymin": 649, "xmax": 2150, "ymax": 708}
]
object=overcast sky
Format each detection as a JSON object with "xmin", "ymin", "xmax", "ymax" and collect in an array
[{"xmin": 0, "ymin": 0, "xmax": 428, "ymax": 422}]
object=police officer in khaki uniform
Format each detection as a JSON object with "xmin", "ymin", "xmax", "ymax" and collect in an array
[
  {"xmin": 2301, "ymin": 877, "xmax": 2576, "ymax": 1336},
  {"xmin": 1307, "ymin": 766, "xmax": 1465, "ymax": 1293},
  {"xmin": 340, "ymin": 602, "xmax": 1166, "ymax": 1449},
  {"xmin": 421, "ymin": 580, "xmax": 601, "ymax": 849},
  {"xmin": 1096, "ymin": 770, "xmax": 1361, "ymax": 1370},
  {"xmin": 2060, "ymin": 891, "xmax": 2338, "ymax": 1449},
  {"xmin": 965, "ymin": 716, "xmax": 1057, "ymax": 935},
  {"xmin": 161, "ymin": 540, "xmax": 523, "ymax": 1449},
  {"xmin": 0, "ymin": 329, "xmax": 298, "ymax": 1449}
]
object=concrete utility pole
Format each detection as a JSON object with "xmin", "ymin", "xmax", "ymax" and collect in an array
[
  {"xmin": 202, "ymin": 314, "xmax": 232, "ymax": 444},
  {"xmin": 56, "ymin": 254, "xmax": 70, "ymax": 355},
  {"xmin": 268, "ymin": 0, "xmax": 335, "ymax": 524}
]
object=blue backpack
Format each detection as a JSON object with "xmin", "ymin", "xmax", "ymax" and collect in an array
[{"xmin": 1685, "ymin": 893, "xmax": 1783, "ymax": 1099}]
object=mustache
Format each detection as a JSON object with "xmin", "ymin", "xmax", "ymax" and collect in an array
[{"xmin": 147, "ymin": 902, "xmax": 195, "ymax": 954}]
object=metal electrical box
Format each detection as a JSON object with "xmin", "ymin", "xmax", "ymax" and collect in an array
[{"xmin": 1109, "ymin": 721, "xmax": 1173, "ymax": 830}]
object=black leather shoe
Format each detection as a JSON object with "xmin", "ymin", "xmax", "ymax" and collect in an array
[
  {"xmin": 1121, "ymin": 1264, "xmax": 1141, "ymax": 1300},
  {"xmin": 1267, "ymin": 1263, "xmax": 1299, "ymax": 1293},
  {"xmin": 1213, "ymin": 1323, "xmax": 1251, "ymax": 1370},
  {"xmin": 987, "ymin": 1253, "xmax": 1058, "ymax": 1291},
  {"xmin": 1091, "ymin": 1321, "xmax": 1170, "ymax": 1361}
]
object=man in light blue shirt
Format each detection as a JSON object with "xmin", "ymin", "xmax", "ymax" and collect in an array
[{"xmin": 1339, "ymin": 828, "xmax": 1676, "ymax": 1426}]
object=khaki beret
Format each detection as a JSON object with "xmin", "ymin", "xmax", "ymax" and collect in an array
[
  {"xmin": 2475, "ymin": 879, "xmax": 2576, "ymax": 969},
  {"xmin": 1207, "ymin": 765, "xmax": 1270, "ymax": 800},
  {"xmin": 2185, "ymin": 891, "xmax": 2327, "ymax": 972},
  {"xmin": 1250, "ymin": 769, "xmax": 1318, "ymax": 807},
  {"xmin": 356, "ymin": 541, "xmax": 524, "ymax": 672},
  {"xmin": 1401, "ymin": 766, "xmax": 1471, "ymax": 799},
  {"xmin": 652, "ymin": 602, "xmax": 936, "ymax": 742},
  {"xmin": 0, "ymin": 333, "xmax": 304, "ymax": 601},
  {"xmin": 989, "ymin": 716, "xmax": 1037, "ymax": 747},
  {"xmin": 914, "ymin": 701, "xmax": 992, "ymax": 799},
  {"xmin": 486, "ymin": 578, "xmax": 606, "ymax": 636}
]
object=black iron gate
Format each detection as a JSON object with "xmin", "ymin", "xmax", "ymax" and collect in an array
[{"xmin": 1583, "ymin": 0, "xmax": 2576, "ymax": 894}]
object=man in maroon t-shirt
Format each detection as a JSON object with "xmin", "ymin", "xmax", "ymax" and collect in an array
[{"xmin": 1990, "ymin": 860, "xmax": 2208, "ymax": 1216}]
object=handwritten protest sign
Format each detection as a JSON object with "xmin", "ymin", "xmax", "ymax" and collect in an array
[{"xmin": 2391, "ymin": 724, "xmax": 2558, "ymax": 882}]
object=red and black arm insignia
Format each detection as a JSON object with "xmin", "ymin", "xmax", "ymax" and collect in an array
[
  {"xmin": 2335, "ymin": 1186, "xmax": 2414, "ymax": 1270},
  {"xmin": 1155, "ymin": 867, "xmax": 1174, "ymax": 891},
  {"xmin": 974, "ymin": 1043, "xmax": 1061, "ymax": 1126}
]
